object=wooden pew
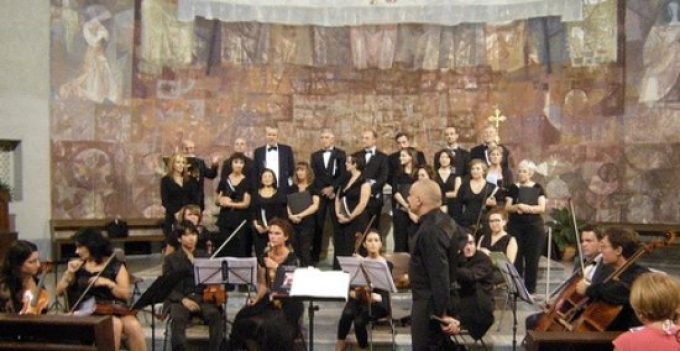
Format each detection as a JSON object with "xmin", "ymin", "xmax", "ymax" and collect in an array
[
  {"xmin": 51, "ymin": 218, "xmax": 164, "ymax": 260},
  {"xmin": 0, "ymin": 314, "xmax": 115, "ymax": 351},
  {"xmin": 525, "ymin": 331, "xmax": 622, "ymax": 351}
]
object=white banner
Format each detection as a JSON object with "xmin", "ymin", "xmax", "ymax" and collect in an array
[{"xmin": 178, "ymin": 0, "xmax": 583, "ymax": 26}]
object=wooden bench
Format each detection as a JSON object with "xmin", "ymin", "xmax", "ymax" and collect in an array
[
  {"xmin": 0, "ymin": 314, "xmax": 115, "ymax": 351},
  {"xmin": 51, "ymin": 218, "xmax": 165, "ymax": 261}
]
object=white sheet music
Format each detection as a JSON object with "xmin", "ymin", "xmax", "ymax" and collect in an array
[
  {"xmin": 289, "ymin": 267, "xmax": 350, "ymax": 300},
  {"xmin": 337, "ymin": 256, "xmax": 397, "ymax": 293},
  {"xmin": 193, "ymin": 257, "xmax": 258, "ymax": 286}
]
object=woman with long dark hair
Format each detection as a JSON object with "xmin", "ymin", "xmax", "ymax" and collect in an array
[
  {"xmin": 0, "ymin": 240, "xmax": 41, "ymax": 313},
  {"xmin": 391, "ymin": 147, "xmax": 419, "ymax": 252},
  {"xmin": 335, "ymin": 153, "xmax": 371, "ymax": 269},
  {"xmin": 252, "ymin": 168, "xmax": 287, "ymax": 257},
  {"xmin": 216, "ymin": 152, "xmax": 252, "ymax": 257},
  {"xmin": 287, "ymin": 161, "xmax": 320, "ymax": 267}
]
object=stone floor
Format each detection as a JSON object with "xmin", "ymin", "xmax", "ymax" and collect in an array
[{"xmin": 42, "ymin": 232, "xmax": 680, "ymax": 351}]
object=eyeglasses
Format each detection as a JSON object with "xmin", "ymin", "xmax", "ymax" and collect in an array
[{"xmin": 488, "ymin": 219, "xmax": 503, "ymax": 223}]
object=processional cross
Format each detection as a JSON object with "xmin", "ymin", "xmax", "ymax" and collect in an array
[{"xmin": 488, "ymin": 107, "xmax": 507, "ymax": 131}]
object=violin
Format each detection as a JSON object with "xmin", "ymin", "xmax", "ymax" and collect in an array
[
  {"xmin": 203, "ymin": 285, "xmax": 227, "ymax": 305},
  {"xmin": 353, "ymin": 286, "xmax": 373, "ymax": 304},
  {"xmin": 20, "ymin": 262, "xmax": 52, "ymax": 315},
  {"xmin": 94, "ymin": 303, "xmax": 136, "ymax": 317}
]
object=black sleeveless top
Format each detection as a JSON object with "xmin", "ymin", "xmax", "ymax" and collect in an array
[
  {"xmin": 339, "ymin": 175, "xmax": 367, "ymax": 214},
  {"xmin": 479, "ymin": 234, "xmax": 512, "ymax": 255},
  {"xmin": 70, "ymin": 258, "xmax": 125, "ymax": 307}
]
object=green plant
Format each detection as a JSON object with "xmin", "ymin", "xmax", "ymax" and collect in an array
[
  {"xmin": 0, "ymin": 178, "xmax": 12, "ymax": 201},
  {"xmin": 547, "ymin": 207, "xmax": 585, "ymax": 252}
]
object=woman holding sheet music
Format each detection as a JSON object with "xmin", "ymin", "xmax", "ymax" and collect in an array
[
  {"xmin": 505, "ymin": 160, "xmax": 546, "ymax": 294},
  {"xmin": 216, "ymin": 153, "xmax": 252, "ymax": 257},
  {"xmin": 287, "ymin": 162, "xmax": 320, "ymax": 267},
  {"xmin": 457, "ymin": 159, "xmax": 498, "ymax": 234},
  {"xmin": 485, "ymin": 145, "xmax": 513, "ymax": 206},
  {"xmin": 230, "ymin": 218, "xmax": 303, "ymax": 351},
  {"xmin": 335, "ymin": 153, "xmax": 371, "ymax": 269},
  {"xmin": 335, "ymin": 231, "xmax": 392, "ymax": 351},
  {"xmin": 252, "ymin": 168, "xmax": 287, "ymax": 257}
]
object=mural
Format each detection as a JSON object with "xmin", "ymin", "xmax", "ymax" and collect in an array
[{"xmin": 49, "ymin": 0, "xmax": 680, "ymax": 225}]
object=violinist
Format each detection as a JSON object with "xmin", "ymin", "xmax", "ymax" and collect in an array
[
  {"xmin": 0, "ymin": 240, "xmax": 42, "ymax": 313},
  {"xmin": 575, "ymin": 226, "xmax": 650, "ymax": 331},
  {"xmin": 335, "ymin": 230, "xmax": 392, "ymax": 351},
  {"xmin": 230, "ymin": 218, "xmax": 303, "ymax": 351},
  {"xmin": 56, "ymin": 229, "xmax": 145, "ymax": 351},
  {"xmin": 163, "ymin": 221, "xmax": 224, "ymax": 351}
]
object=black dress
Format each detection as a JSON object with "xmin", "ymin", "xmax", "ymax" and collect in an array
[
  {"xmin": 216, "ymin": 175, "xmax": 252, "ymax": 257},
  {"xmin": 454, "ymin": 251, "xmax": 495, "ymax": 340},
  {"xmin": 67, "ymin": 258, "xmax": 127, "ymax": 309},
  {"xmin": 230, "ymin": 252, "xmax": 303, "ymax": 351},
  {"xmin": 160, "ymin": 175, "xmax": 200, "ymax": 236},
  {"xmin": 506, "ymin": 183, "xmax": 545, "ymax": 293},
  {"xmin": 335, "ymin": 176, "xmax": 369, "ymax": 268},
  {"xmin": 251, "ymin": 190, "xmax": 287, "ymax": 257},
  {"xmin": 288, "ymin": 184, "xmax": 318, "ymax": 267},
  {"xmin": 436, "ymin": 169, "xmax": 459, "ymax": 220},
  {"xmin": 391, "ymin": 171, "xmax": 415, "ymax": 253},
  {"xmin": 457, "ymin": 178, "xmax": 496, "ymax": 229}
]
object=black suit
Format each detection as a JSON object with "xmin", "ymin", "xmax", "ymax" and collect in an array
[
  {"xmin": 163, "ymin": 249, "xmax": 224, "ymax": 351},
  {"xmin": 470, "ymin": 143, "xmax": 511, "ymax": 169},
  {"xmin": 361, "ymin": 149, "xmax": 389, "ymax": 229},
  {"xmin": 253, "ymin": 144, "xmax": 295, "ymax": 194},
  {"xmin": 433, "ymin": 146, "xmax": 470, "ymax": 177},
  {"xmin": 387, "ymin": 149, "xmax": 426, "ymax": 185},
  {"xmin": 310, "ymin": 147, "xmax": 347, "ymax": 263}
]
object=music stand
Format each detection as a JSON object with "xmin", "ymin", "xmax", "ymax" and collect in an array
[
  {"xmin": 287, "ymin": 267, "xmax": 350, "ymax": 351},
  {"xmin": 498, "ymin": 260, "xmax": 535, "ymax": 351},
  {"xmin": 338, "ymin": 256, "xmax": 397, "ymax": 351},
  {"xmin": 193, "ymin": 257, "xmax": 258, "ymax": 335},
  {"xmin": 130, "ymin": 270, "xmax": 189, "ymax": 351}
]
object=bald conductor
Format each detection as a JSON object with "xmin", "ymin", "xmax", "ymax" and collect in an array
[{"xmin": 408, "ymin": 179, "xmax": 465, "ymax": 350}]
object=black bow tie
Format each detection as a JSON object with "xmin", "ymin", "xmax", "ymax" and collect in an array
[
  {"xmin": 323, "ymin": 148, "xmax": 333, "ymax": 153},
  {"xmin": 267, "ymin": 146, "xmax": 278, "ymax": 152},
  {"xmin": 365, "ymin": 149, "xmax": 374, "ymax": 155}
]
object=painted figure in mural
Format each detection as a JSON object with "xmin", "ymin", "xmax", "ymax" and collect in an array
[
  {"xmin": 639, "ymin": 0, "xmax": 680, "ymax": 105},
  {"xmin": 140, "ymin": 0, "xmax": 193, "ymax": 74},
  {"xmin": 59, "ymin": 5, "xmax": 120, "ymax": 104}
]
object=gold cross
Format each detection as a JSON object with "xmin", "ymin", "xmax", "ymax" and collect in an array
[{"xmin": 488, "ymin": 107, "xmax": 507, "ymax": 130}]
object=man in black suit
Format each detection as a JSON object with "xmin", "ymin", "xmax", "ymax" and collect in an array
[
  {"xmin": 433, "ymin": 126, "xmax": 470, "ymax": 177},
  {"xmin": 220, "ymin": 137, "xmax": 254, "ymax": 182},
  {"xmin": 360, "ymin": 129, "xmax": 389, "ymax": 230},
  {"xmin": 182, "ymin": 140, "xmax": 219, "ymax": 210},
  {"xmin": 253, "ymin": 126, "xmax": 295, "ymax": 194},
  {"xmin": 387, "ymin": 132, "xmax": 427, "ymax": 184},
  {"xmin": 310, "ymin": 129, "xmax": 347, "ymax": 264},
  {"xmin": 407, "ymin": 179, "xmax": 464, "ymax": 350},
  {"xmin": 163, "ymin": 221, "xmax": 224, "ymax": 351},
  {"xmin": 470, "ymin": 125, "xmax": 511, "ymax": 169}
]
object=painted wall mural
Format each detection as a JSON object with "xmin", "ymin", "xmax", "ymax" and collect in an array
[{"xmin": 49, "ymin": 0, "xmax": 680, "ymax": 226}]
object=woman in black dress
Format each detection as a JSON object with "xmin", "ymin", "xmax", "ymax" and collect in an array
[
  {"xmin": 456, "ymin": 159, "xmax": 497, "ymax": 235},
  {"xmin": 391, "ymin": 147, "xmax": 418, "ymax": 253},
  {"xmin": 335, "ymin": 231, "xmax": 392, "ymax": 351},
  {"xmin": 216, "ymin": 153, "xmax": 252, "ymax": 257},
  {"xmin": 485, "ymin": 145, "xmax": 513, "ymax": 206},
  {"xmin": 161, "ymin": 153, "xmax": 200, "ymax": 246},
  {"xmin": 334, "ymin": 153, "xmax": 371, "ymax": 269},
  {"xmin": 435, "ymin": 149, "xmax": 460, "ymax": 220},
  {"xmin": 476, "ymin": 208, "xmax": 518, "ymax": 264},
  {"xmin": 230, "ymin": 218, "xmax": 303, "ymax": 351},
  {"xmin": 504, "ymin": 160, "xmax": 546, "ymax": 294},
  {"xmin": 252, "ymin": 168, "xmax": 287, "ymax": 257},
  {"xmin": 287, "ymin": 161, "xmax": 320, "ymax": 267}
]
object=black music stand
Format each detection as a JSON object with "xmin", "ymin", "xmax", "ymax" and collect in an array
[
  {"xmin": 498, "ymin": 260, "xmax": 535, "ymax": 351},
  {"xmin": 338, "ymin": 256, "xmax": 397, "ymax": 351},
  {"xmin": 287, "ymin": 267, "xmax": 350, "ymax": 351},
  {"xmin": 130, "ymin": 270, "xmax": 189, "ymax": 351}
]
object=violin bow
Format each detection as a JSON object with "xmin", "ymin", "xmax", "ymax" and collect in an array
[
  {"xmin": 68, "ymin": 249, "xmax": 123, "ymax": 314},
  {"xmin": 569, "ymin": 198, "xmax": 586, "ymax": 274},
  {"xmin": 211, "ymin": 220, "xmax": 247, "ymax": 259},
  {"xmin": 353, "ymin": 215, "xmax": 377, "ymax": 254}
]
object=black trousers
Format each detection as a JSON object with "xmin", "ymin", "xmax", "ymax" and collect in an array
[
  {"xmin": 313, "ymin": 195, "xmax": 337, "ymax": 263},
  {"xmin": 168, "ymin": 301, "xmax": 224, "ymax": 351},
  {"xmin": 411, "ymin": 298, "xmax": 459, "ymax": 351},
  {"xmin": 509, "ymin": 220, "xmax": 545, "ymax": 293},
  {"xmin": 392, "ymin": 206, "xmax": 411, "ymax": 253},
  {"xmin": 337, "ymin": 299, "xmax": 389, "ymax": 348}
]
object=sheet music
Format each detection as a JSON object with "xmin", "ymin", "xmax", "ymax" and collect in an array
[
  {"xmin": 337, "ymin": 256, "xmax": 397, "ymax": 293},
  {"xmin": 289, "ymin": 267, "xmax": 350, "ymax": 300},
  {"xmin": 193, "ymin": 257, "xmax": 258, "ymax": 286}
]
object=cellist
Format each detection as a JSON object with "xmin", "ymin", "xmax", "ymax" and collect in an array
[
  {"xmin": 56, "ymin": 229, "xmax": 146, "ymax": 351},
  {"xmin": 0, "ymin": 240, "xmax": 43, "ymax": 313},
  {"xmin": 574, "ymin": 226, "xmax": 649, "ymax": 331}
]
